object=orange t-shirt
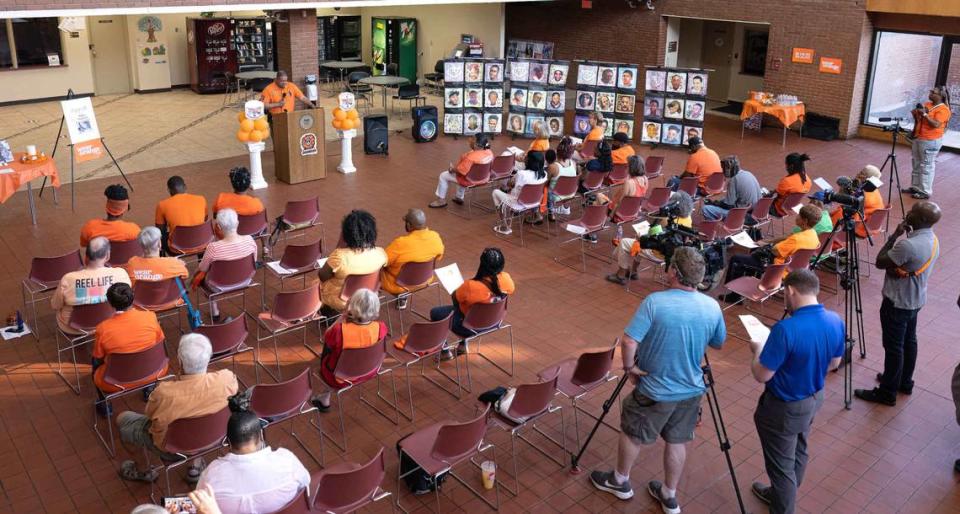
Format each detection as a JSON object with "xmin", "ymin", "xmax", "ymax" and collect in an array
[
  {"xmin": 455, "ymin": 149, "xmax": 495, "ymax": 176},
  {"xmin": 455, "ymin": 272, "xmax": 516, "ymax": 315},
  {"xmin": 829, "ymin": 189, "xmax": 884, "ymax": 239},
  {"xmin": 611, "ymin": 145, "xmax": 636, "ymax": 165},
  {"xmin": 126, "ymin": 256, "xmax": 189, "ymax": 285},
  {"xmin": 382, "ymin": 229, "xmax": 445, "ymax": 295},
  {"xmin": 585, "ymin": 126, "xmax": 604, "ymax": 142},
  {"xmin": 213, "ymin": 192, "xmax": 265, "ymax": 217},
  {"xmin": 528, "ymin": 139, "xmax": 550, "ymax": 153},
  {"xmin": 155, "ymin": 193, "xmax": 207, "ymax": 235},
  {"xmin": 80, "ymin": 219, "xmax": 141, "ymax": 247},
  {"xmin": 773, "ymin": 174, "xmax": 812, "ymax": 215},
  {"xmin": 93, "ymin": 309, "xmax": 166, "ymax": 393},
  {"xmin": 916, "ymin": 102, "xmax": 951, "ymax": 141},
  {"xmin": 773, "ymin": 228, "xmax": 819, "ymax": 265},
  {"xmin": 684, "ymin": 147, "xmax": 722, "ymax": 186},
  {"xmin": 260, "ymin": 82, "xmax": 305, "ymax": 115}
]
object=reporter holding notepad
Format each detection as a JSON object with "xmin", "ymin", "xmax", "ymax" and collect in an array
[{"xmin": 748, "ymin": 269, "xmax": 844, "ymax": 514}]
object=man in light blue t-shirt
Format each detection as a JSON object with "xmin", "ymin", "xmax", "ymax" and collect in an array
[{"xmin": 591, "ymin": 247, "xmax": 725, "ymax": 514}]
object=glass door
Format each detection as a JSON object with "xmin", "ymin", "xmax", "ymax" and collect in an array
[{"xmin": 937, "ymin": 37, "xmax": 960, "ymax": 148}]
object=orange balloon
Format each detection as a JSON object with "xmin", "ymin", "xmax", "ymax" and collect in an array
[
  {"xmin": 333, "ymin": 108, "xmax": 346, "ymax": 120},
  {"xmin": 346, "ymin": 109, "xmax": 359, "ymax": 120},
  {"xmin": 331, "ymin": 119, "xmax": 342, "ymax": 130},
  {"xmin": 340, "ymin": 119, "xmax": 352, "ymax": 130},
  {"xmin": 248, "ymin": 130, "xmax": 264, "ymax": 143},
  {"xmin": 260, "ymin": 127, "xmax": 269, "ymax": 139},
  {"xmin": 240, "ymin": 119, "xmax": 254, "ymax": 132},
  {"xmin": 236, "ymin": 130, "xmax": 250, "ymax": 142},
  {"xmin": 253, "ymin": 118, "xmax": 269, "ymax": 131},
  {"xmin": 237, "ymin": 112, "xmax": 247, "ymax": 122}
]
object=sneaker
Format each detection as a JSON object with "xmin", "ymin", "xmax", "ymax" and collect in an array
[
  {"xmin": 185, "ymin": 458, "xmax": 206, "ymax": 485},
  {"xmin": 582, "ymin": 234, "xmax": 598, "ymax": 244},
  {"xmin": 451, "ymin": 197, "xmax": 465, "ymax": 206},
  {"xmin": 901, "ymin": 186, "xmax": 919, "ymax": 194},
  {"xmin": 439, "ymin": 349, "xmax": 456, "ymax": 361},
  {"xmin": 605, "ymin": 274, "xmax": 627, "ymax": 286},
  {"xmin": 912, "ymin": 191, "xmax": 930, "ymax": 200},
  {"xmin": 854, "ymin": 387, "xmax": 896, "ymax": 406},
  {"xmin": 455, "ymin": 341, "xmax": 468, "ymax": 356},
  {"xmin": 428, "ymin": 200, "xmax": 448, "ymax": 209},
  {"xmin": 751, "ymin": 482, "xmax": 772, "ymax": 505},
  {"xmin": 494, "ymin": 224, "xmax": 513, "ymax": 236},
  {"xmin": 396, "ymin": 297, "xmax": 409, "ymax": 310},
  {"xmin": 646, "ymin": 480, "xmax": 680, "ymax": 514},
  {"xmin": 562, "ymin": 206, "xmax": 571, "ymax": 215},
  {"xmin": 589, "ymin": 470, "xmax": 634, "ymax": 500},
  {"xmin": 874, "ymin": 372, "xmax": 913, "ymax": 395},
  {"xmin": 119, "ymin": 460, "xmax": 159, "ymax": 483}
]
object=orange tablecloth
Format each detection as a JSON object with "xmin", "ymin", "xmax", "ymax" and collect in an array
[
  {"xmin": 0, "ymin": 152, "xmax": 60, "ymax": 203},
  {"xmin": 740, "ymin": 100, "xmax": 806, "ymax": 128}
]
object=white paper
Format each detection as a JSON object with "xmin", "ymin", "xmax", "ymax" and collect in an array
[
  {"xmin": 632, "ymin": 221, "xmax": 650, "ymax": 236},
  {"xmin": 565, "ymin": 223, "xmax": 587, "ymax": 235},
  {"xmin": 435, "ymin": 263, "xmax": 465, "ymax": 295},
  {"xmin": 506, "ymin": 146, "xmax": 524, "ymax": 157},
  {"xmin": 730, "ymin": 231, "xmax": 758, "ymax": 248},
  {"xmin": 265, "ymin": 261, "xmax": 295, "ymax": 275},
  {"xmin": 567, "ymin": 136, "xmax": 583, "ymax": 146},
  {"xmin": 317, "ymin": 257, "xmax": 328, "ymax": 269},
  {"xmin": 60, "ymin": 97, "xmax": 101, "ymax": 144},
  {"xmin": 1, "ymin": 324, "xmax": 32, "ymax": 341},
  {"xmin": 0, "ymin": 168, "xmax": 14, "ymax": 175},
  {"xmin": 813, "ymin": 177, "xmax": 832, "ymax": 191},
  {"xmin": 791, "ymin": 203, "xmax": 802, "ymax": 214},
  {"xmin": 866, "ymin": 176, "xmax": 883, "ymax": 188},
  {"xmin": 739, "ymin": 315, "xmax": 771, "ymax": 346},
  {"xmin": 58, "ymin": 17, "xmax": 85, "ymax": 32}
]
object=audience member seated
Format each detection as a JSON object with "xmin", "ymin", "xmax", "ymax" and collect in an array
[
  {"xmin": 666, "ymin": 136, "xmax": 721, "ymax": 194},
  {"xmin": 197, "ymin": 209, "xmax": 258, "ymax": 322},
  {"xmin": 573, "ymin": 112, "xmax": 605, "ymax": 162},
  {"xmin": 428, "ymin": 134, "xmax": 495, "ymax": 208},
  {"xmin": 79, "ymin": 184, "xmax": 141, "ymax": 247},
  {"xmin": 546, "ymin": 140, "xmax": 578, "ymax": 220},
  {"xmin": 314, "ymin": 290, "xmax": 388, "ymax": 409},
  {"xmin": 92, "ymin": 283, "xmax": 166, "ymax": 414},
  {"xmin": 608, "ymin": 155, "xmax": 647, "ymax": 220},
  {"xmin": 828, "ymin": 164, "xmax": 885, "ymax": 238},
  {"xmin": 318, "ymin": 210, "xmax": 387, "ymax": 315},
  {"xmin": 197, "ymin": 392, "xmax": 310, "ymax": 513},
  {"xmin": 155, "ymin": 175, "xmax": 207, "ymax": 250},
  {"xmin": 607, "ymin": 191, "xmax": 694, "ymax": 285},
  {"xmin": 115, "ymin": 333, "xmax": 239, "ymax": 483},
  {"xmin": 430, "ymin": 247, "xmax": 515, "ymax": 359},
  {"xmin": 493, "ymin": 151, "xmax": 548, "ymax": 234},
  {"xmin": 382, "ymin": 208, "xmax": 445, "ymax": 304},
  {"xmin": 702, "ymin": 155, "xmax": 762, "ymax": 222},
  {"xmin": 126, "ymin": 226, "xmax": 188, "ymax": 286},
  {"xmin": 583, "ymin": 139, "xmax": 613, "ymax": 177},
  {"xmin": 720, "ymin": 204, "xmax": 822, "ymax": 303},
  {"xmin": 768, "ymin": 153, "xmax": 812, "ymax": 216},
  {"xmin": 51, "ymin": 237, "xmax": 131, "ymax": 335},
  {"xmin": 520, "ymin": 125, "xmax": 550, "ymax": 161},
  {"xmin": 213, "ymin": 166, "xmax": 265, "ymax": 217},
  {"xmin": 610, "ymin": 132, "xmax": 636, "ymax": 165}
]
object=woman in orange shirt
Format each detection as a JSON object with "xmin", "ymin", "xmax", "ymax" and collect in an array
[
  {"xmin": 770, "ymin": 153, "xmax": 812, "ymax": 216},
  {"xmin": 213, "ymin": 167, "xmax": 265, "ymax": 217},
  {"xmin": 79, "ymin": 184, "xmax": 141, "ymax": 247}
]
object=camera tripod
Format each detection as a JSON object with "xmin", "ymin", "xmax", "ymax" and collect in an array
[
  {"xmin": 879, "ymin": 120, "xmax": 908, "ymax": 232},
  {"xmin": 570, "ymin": 355, "xmax": 747, "ymax": 514},
  {"xmin": 812, "ymin": 206, "xmax": 871, "ymax": 409}
]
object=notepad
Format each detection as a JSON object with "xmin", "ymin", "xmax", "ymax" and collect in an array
[
  {"xmin": 730, "ymin": 231, "xmax": 758, "ymax": 248},
  {"xmin": 435, "ymin": 263, "xmax": 464, "ymax": 294},
  {"xmin": 565, "ymin": 224, "xmax": 586, "ymax": 235},
  {"xmin": 813, "ymin": 177, "xmax": 832, "ymax": 191},
  {"xmin": 739, "ymin": 315, "xmax": 771, "ymax": 347},
  {"xmin": 632, "ymin": 221, "xmax": 650, "ymax": 236},
  {"xmin": 266, "ymin": 258, "xmax": 326, "ymax": 275}
]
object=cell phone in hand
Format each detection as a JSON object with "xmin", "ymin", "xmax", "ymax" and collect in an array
[{"xmin": 163, "ymin": 496, "xmax": 197, "ymax": 513}]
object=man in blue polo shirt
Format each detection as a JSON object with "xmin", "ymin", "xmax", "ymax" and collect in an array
[{"xmin": 749, "ymin": 269, "xmax": 844, "ymax": 514}]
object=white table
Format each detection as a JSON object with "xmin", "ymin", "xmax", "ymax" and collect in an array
[
  {"xmin": 358, "ymin": 75, "xmax": 410, "ymax": 111},
  {"xmin": 320, "ymin": 61, "xmax": 367, "ymax": 94}
]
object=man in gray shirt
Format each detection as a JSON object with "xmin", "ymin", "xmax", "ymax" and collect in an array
[
  {"xmin": 702, "ymin": 155, "xmax": 762, "ymax": 221},
  {"xmin": 856, "ymin": 201, "xmax": 941, "ymax": 406}
]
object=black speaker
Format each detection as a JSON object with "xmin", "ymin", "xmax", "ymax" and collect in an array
[
  {"xmin": 412, "ymin": 106, "xmax": 438, "ymax": 143},
  {"xmin": 363, "ymin": 115, "xmax": 389, "ymax": 155}
]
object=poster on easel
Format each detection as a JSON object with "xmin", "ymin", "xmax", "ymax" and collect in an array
[{"xmin": 60, "ymin": 97, "xmax": 105, "ymax": 162}]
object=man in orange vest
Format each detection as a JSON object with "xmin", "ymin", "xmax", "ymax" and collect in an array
[{"xmin": 903, "ymin": 86, "xmax": 952, "ymax": 200}]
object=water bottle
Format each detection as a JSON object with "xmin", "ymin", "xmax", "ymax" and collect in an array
[{"xmin": 614, "ymin": 224, "xmax": 623, "ymax": 246}]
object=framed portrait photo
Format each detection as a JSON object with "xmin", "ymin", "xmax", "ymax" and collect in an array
[
  {"xmin": 603, "ymin": 119, "xmax": 614, "ymax": 138},
  {"xmin": 464, "ymin": 87, "xmax": 484, "ymax": 108},
  {"xmin": 686, "ymin": 73, "xmax": 708, "ymax": 96},
  {"xmin": 546, "ymin": 90, "xmax": 565, "ymax": 112},
  {"xmin": 509, "ymin": 87, "xmax": 528, "ymax": 108},
  {"xmin": 641, "ymin": 121, "xmax": 661, "ymax": 143},
  {"xmin": 664, "ymin": 98, "xmax": 685, "ymax": 120},
  {"xmin": 444, "ymin": 60, "xmax": 464, "ymax": 83},
  {"xmin": 526, "ymin": 89, "xmax": 547, "ymax": 110},
  {"xmin": 684, "ymin": 100, "xmax": 705, "ymax": 122},
  {"xmin": 573, "ymin": 114, "xmax": 591, "ymax": 136},
  {"xmin": 617, "ymin": 67, "xmax": 638, "ymax": 90},
  {"xmin": 546, "ymin": 116, "xmax": 564, "ymax": 137},
  {"xmin": 576, "ymin": 64, "xmax": 598, "ymax": 86},
  {"xmin": 525, "ymin": 115, "xmax": 545, "ymax": 136},
  {"xmin": 643, "ymin": 96, "xmax": 664, "ymax": 118},
  {"xmin": 615, "ymin": 94, "xmax": 636, "ymax": 114},
  {"xmin": 575, "ymin": 90, "xmax": 595, "ymax": 110},
  {"xmin": 596, "ymin": 92, "xmax": 616, "ymax": 113},
  {"xmin": 597, "ymin": 65, "xmax": 617, "ymax": 87},
  {"xmin": 528, "ymin": 62, "xmax": 548, "ymax": 84},
  {"xmin": 463, "ymin": 111, "xmax": 482, "ymax": 135},
  {"xmin": 485, "ymin": 62, "xmax": 504, "ymax": 83},
  {"xmin": 444, "ymin": 88, "xmax": 463, "ymax": 109},
  {"xmin": 507, "ymin": 113, "xmax": 526, "ymax": 134},
  {"xmin": 484, "ymin": 88, "xmax": 503, "ymax": 108},
  {"xmin": 613, "ymin": 119, "xmax": 634, "ymax": 140},
  {"xmin": 484, "ymin": 112, "xmax": 502, "ymax": 134},
  {"xmin": 444, "ymin": 113, "xmax": 463, "ymax": 134},
  {"xmin": 464, "ymin": 62, "xmax": 484, "ymax": 83},
  {"xmin": 510, "ymin": 60, "xmax": 530, "ymax": 83},
  {"xmin": 665, "ymin": 71, "xmax": 687, "ymax": 94},
  {"xmin": 548, "ymin": 63, "xmax": 569, "ymax": 86},
  {"xmin": 682, "ymin": 126, "xmax": 703, "ymax": 145},
  {"xmin": 645, "ymin": 69, "xmax": 666, "ymax": 92},
  {"xmin": 661, "ymin": 123, "xmax": 683, "ymax": 145}
]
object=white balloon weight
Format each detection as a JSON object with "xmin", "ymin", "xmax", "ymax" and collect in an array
[
  {"xmin": 338, "ymin": 129, "xmax": 357, "ymax": 174},
  {"xmin": 338, "ymin": 92, "xmax": 356, "ymax": 112},
  {"xmin": 246, "ymin": 141, "xmax": 268, "ymax": 189},
  {"xmin": 244, "ymin": 100, "xmax": 265, "ymax": 120}
]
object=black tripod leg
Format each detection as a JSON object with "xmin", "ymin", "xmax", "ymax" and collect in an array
[
  {"xmin": 101, "ymin": 138, "xmax": 134, "ymax": 192},
  {"xmin": 570, "ymin": 373, "xmax": 630, "ymax": 472},
  {"xmin": 703, "ymin": 361, "xmax": 747, "ymax": 514}
]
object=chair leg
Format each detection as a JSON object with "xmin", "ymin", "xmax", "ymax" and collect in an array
[{"xmin": 472, "ymin": 324, "xmax": 515, "ymax": 377}]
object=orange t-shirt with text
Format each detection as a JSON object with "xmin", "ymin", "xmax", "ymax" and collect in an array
[
  {"xmin": 213, "ymin": 192, "xmax": 265, "ymax": 217},
  {"xmin": 125, "ymin": 256, "xmax": 189, "ymax": 285},
  {"xmin": 684, "ymin": 147, "xmax": 722, "ymax": 187},
  {"xmin": 155, "ymin": 193, "xmax": 207, "ymax": 235},
  {"xmin": 80, "ymin": 219, "xmax": 141, "ymax": 247}
]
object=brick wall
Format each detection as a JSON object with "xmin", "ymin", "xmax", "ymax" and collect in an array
[
  {"xmin": 275, "ymin": 8, "xmax": 319, "ymax": 87},
  {"xmin": 506, "ymin": 0, "xmax": 872, "ymax": 138}
]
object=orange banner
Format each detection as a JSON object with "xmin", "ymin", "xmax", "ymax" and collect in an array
[
  {"xmin": 792, "ymin": 48, "xmax": 814, "ymax": 64},
  {"xmin": 819, "ymin": 57, "xmax": 842, "ymax": 74},
  {"xmin": 74, "ymin": 139, "xmax": 105, "ymax": 163}
]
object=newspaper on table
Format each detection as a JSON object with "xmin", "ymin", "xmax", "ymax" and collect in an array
[
  {"xmin": 435, "ymin": 263, "xmax": 465, "ymax": 294},
  {"xmin": 730, "ymin": 231, "xmax": 758, "ymax": 248},
  {"xmin": 813, "ymin": 177, "xmax": 832, "ymax": 191},
  {"xmin": 739, "ymin": 315, "xmax": 771, "ymax": 348}
]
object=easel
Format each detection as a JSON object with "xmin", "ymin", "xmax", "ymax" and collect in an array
[{"xmin": 39, "ymin": 89, "xmax": 132, "ymax": 211}]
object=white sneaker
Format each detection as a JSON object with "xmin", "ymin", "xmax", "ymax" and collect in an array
[
  {"xmin": 494, "ymin": 224, "xmax": 513, "ymax": 236},
  {"xmin": 562, "ymin": 206, "xmax": 571, "ymax": 215}
]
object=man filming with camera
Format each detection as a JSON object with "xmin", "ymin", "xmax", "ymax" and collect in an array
[
  {"xmin": 749, "ymin": 269, "xmax": 844, "ymax": 514},
  {"xmin": 826, "ymin": 165, "xmax": 885, "ymax": 240},
  {"xmin": 591, "ymin": 247, "xmax": 725, "ymax": 514}
]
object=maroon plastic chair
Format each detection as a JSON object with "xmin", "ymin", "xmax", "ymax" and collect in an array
[
  {"xmin": 153, "ymin": 407, "xmax": 231, "ymax": 499},
  {"xmin": 678, "ymin": 176, "xmax": 700, "ymax": 198},
  {"xmin": 257, "ymin": 283, "xmax": 322, "ymax": 381},
  {"xmin": 133, "ymin": 277, "xmax": 185, "ymax": 330},
  {"xmin": 490, "ymin": 154, "xmax": 515, "ymax": 182},
  {"xmin": 497, "ymin": 183, "xmax": 546, "ymax": 247},
  {"xmin": 452, "ymin": 161, "xmax": 494, "ymax": 219},
  {"xmin": 237, "ymin": 210, "xmax": 269, "ymax": 238},
  {"xmin": 310, "ymin": 448, "xmax": 391, "ymax": 512},
  {"xmin": 274, "ymin": 489, "xmax": 310, "ymax": 514},
  {"xmin": 200, "ymin": 254, "xmax": 260, "ymax": 322},
  {"xmin": 579, "ymin": 139, "xmax": 598, "ymax": 159},
  {"xmin": 339, "ymin": 271, "xmax": 382, "ymax": 305},
  {"xmin": 386, "ymin": 312, "xmax": 459, "ymax": 421},
  {"xmin": 723, "ymin": 263, "xmax": 789, "ymax": 312},
  {"xmin": 491, "ymin": 371, "xmax": 565, "ymax": 495},
  {"xmin": 397, "ymin": 406, "xmax": 497, "ymax": 512},
  {"xmin": 858, "ymin": 207, "xmax": 890, "ymax": 277},
  {"xmin": 697, "ymin": 220, "xmax": 721, "ymax": 241},
  {"xmin": 169, "ymin": 222, "xmax": 215, "ymax": 259},
  {"xmin": 702, "ymin": 171, "xmax": 727, "ymax": 197},
  {"xmin": 278, "ymin": 197, "xmax": 324, "ymax": 245},
  {"xmin": 644, "ymin": 155, "xmax": 664, "ymax": 183},
  {"xmin": 717, "ymin": 207, "xmax": 750, "ymax": 238},
  {"xmin": 606, "ymin": 163, "xmax": 629, "ymax": 185},
  {"xmin": 538, "ymin": 341, "xmax": 619, "ymax": 449},
  {"xmin": 750, "ymin": 196, "xmax": 775, "ymax": 236},
  {"xmin": 21, "ymin": 249, "xmax": 83, "ymax": 340},
  {"xmin": 461, "ymin": 299, "xmax": 514, "ymax": 388},
  {"xmin": 195, "ymin": 315, "xmax": 256, "ymax": 385},
  {"xmin": 268, "ymin": 239, "xmax": 324, "ymax": 290},
  {"xmin": 107, "ymin": 238, "xmax": 144, "ymax": 267},
  {"xmin": 250, "ymin": 368, "xmax": 324, "ymax": 466},
  {"xmin": 581, "ymin": 171, "xmax": 609, "ymax": 194},
  {"xmin": 55, "ymin": 301, "xmax": 116, "ymax": 394},
  {"xmin": 388, "ymin": 259, "xmax": 441, "ymax": 334},
  {"xmin": 94, "ymin": 342, "xmax": 172, "ymax": 457},
  {"xmin": 611, "ymin": 195, "xmax": 644, "ymax": 224},
  {"xmin": 556, "ymin": 204, "xmax": 608, "ymax": 272},
  {"xmin": 550, "ymin": 175, "xmax": 580, "ymax": 221},
  {"xmin": 641, "ymin": 187, "xmax": 672, "ymax": 214},
  {"xmin": 772, "ymin": 192, "xmax": 807, "ymax": 235}
]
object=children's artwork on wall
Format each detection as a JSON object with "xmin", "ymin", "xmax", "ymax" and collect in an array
[
  {"xmin": 643, "ymin": 96, "xmax": 664, "ymax": 118},
  {"xmin": 464, "ymin": 62, "xmax": 484, "ymax": 83},
  {"xmin": 614, "ymin": 119, "xmax": 634, "ymax": 140},
  {"xmin": 546, "ymin": 116, "xmax": 564, "ymax": 136},
  {"xmin": 645, "ymin": 69, "xmax": 666, "ymax": 92},
  {"xmin": 484, "ymin": 113, "xmax": 502, "ymax": 134},
  {"xmin": 445, "ymin": 88, "xmax": 463, "ymax": 108},
  {"xmin": 510, "ymin": 88, "xmax": 527, "ymax": 108},
  {"xmin": 574, "ymin": 114, "xmax": 591, "ymax": 135},
  {"xmin": 665, "ymin": 72, "xmax": 687, "ymax": 94},
  {"xmin": 683, "ymin": 126, "xmax": 702, "ymax": 145},
  {"xmin": 577, "ymin": 64, "xmax": 598, "ymax": 86},
  {"xmin": 617, "ymin": 66, "xmax": 638, "ymax": 90},
  {"xmin": 597, "ymin": 65, "xmax": 617, "ymax": 87},
  {"xmin": 507, "ymin": 113, "xmax": 525, "ymax": 134},
  {"xmin": 463, "ymin": 111, "xmax": 482, "ymax": 135},
  {"xmin": 485, "ymin": 62, "xmax": 504, "ymax": 83},
  {"xmin": 444, "ymin": 61, "xmax": 464, "ymax": 83},
  {"xmin": 546, "ymin": 90, "xmax": 565, "ymax": 112},
  {"xmin": 525, "ymin": 115, "xmax": 545, "ymax": 136},
  {"xmin": 641, "ymin": 121, "xmax": 661, "ymax": 143},
  {"xmin": 528, "ymin": 62, "xmax": 548, "ymax": 84},
  {"xmin": 527, "ymin": 89, "xmax": 547, "ymax": 110},
  {"xmin": 603, "ymin": 119, "xmax": 614, "ymax": 138},
  {"xmin": 615, "ymin": 94, "xmax": 635, "ymax": 114},
  {"xmin": 686, "ymin": 73, "xmax": 708, "ymax": 96},
  {"xmin": 548, "ymin": 63, "xmax": 569, "ymax": 86},
  {"xmin": 464, "ymin": 87, "xmax": 483, "ymax": 108},
  {"xmin": 510, "ymin": 60, "xmax": 530, "ymax": 83},
  {"xmin": 596, "ymin": 92, "xmax": 616, "ymax": 113},
  {"xmin": 444, "ymin": 113, "xmax": 463, "ymax": 134},
  {"xmin": 485, "ymin": 88, "xmax": 503, "ymax": 108},
  {"xmin": 661, "ymin": 123, "xmax": 683, "ymax": 145},
  {"xmin": 664, "ymin": 98, "xmax": 685, "ymax": 119},
  {"xmin": 684, "ymin": 100, "xmax": 705, "ymax": 122},
  {"xmin": 576, "ymin": 90, "xmax": 595, "ymax": 110}
]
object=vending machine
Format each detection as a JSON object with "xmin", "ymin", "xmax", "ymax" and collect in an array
[
  {"xmin": 371, "ymin": 17, "xmax": 417, "ymax": 83},
  {"xmin": 187, "ymin": 18, "xmax": 237, "ymax": 93}
]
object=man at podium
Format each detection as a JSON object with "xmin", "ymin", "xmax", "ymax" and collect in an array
[{"xmin": 260, "ymin": 70, "xmax": 316, "ymax": 132}]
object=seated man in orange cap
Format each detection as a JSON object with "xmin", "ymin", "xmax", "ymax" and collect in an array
[{"xmin": 79, "ymin": 184, "xmax": 141, "ymax": 247}]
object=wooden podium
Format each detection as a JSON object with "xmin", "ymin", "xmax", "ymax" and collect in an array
[{"xmin": 273, "ymin": 109, "xmax": 326, "ymax": 184}]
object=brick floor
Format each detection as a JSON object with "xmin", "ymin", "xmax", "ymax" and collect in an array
[{"xmin": 0, "ymin": 114, "xmax": 958, "ymax": 514}]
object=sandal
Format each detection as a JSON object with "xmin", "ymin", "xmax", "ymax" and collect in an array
[{"xmin": 119, "ymin": 460, "xmax": 159, "ymax": 483}]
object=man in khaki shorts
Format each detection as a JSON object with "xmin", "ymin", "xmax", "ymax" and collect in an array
[{"xmin": 590, "ymin": 247, "xmax": 726, "ymax": 514}]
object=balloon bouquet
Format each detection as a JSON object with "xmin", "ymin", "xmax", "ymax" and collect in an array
[
  {"xmin": 235, "ymin": 100, "xmax": 270, "ymax": 189},
  {"xmin": 334, "ymin": 92, "xmax": 359, "ymax": 174}
]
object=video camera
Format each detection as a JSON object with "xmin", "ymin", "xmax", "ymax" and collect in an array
[{"xmin": 637, "ymin": 222, "xmax": 731, "ymax": 291}]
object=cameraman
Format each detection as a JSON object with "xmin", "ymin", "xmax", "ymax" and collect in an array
[
  {"xmin": 827, "ymin": 165, "xmax": 885, "ymax": 240},
  {"xmin": 903, "ymin": 86, "xmax": 952, "ymax": 200},
  {"xmin": 590, "ymin": 247, "xmax": 725, "ymax": 514},
  {"xmin": 749, "ymin": 269, "xmax": 844, "ymax": 514},
  {"xmin": 720, "ymin": 204, "xmax": 821, "ymax": 303},
  {"xmin": 701, "ymin": 155, "xmax": 762, "ymax": 222},
  {"xmin": 606, "ymin": 191, "xmax": 694, "ymax": 285}
]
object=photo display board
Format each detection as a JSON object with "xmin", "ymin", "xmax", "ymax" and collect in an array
[
  {"xmin": 641, "ymin": 67, "xmax": 708, "ymax": 146},
  {"xmin": 442, "ymin": 58, "xmax": 505, "ymax": 136},
  {"xmin": 572, "ymin": 60, "xmax": 639, "ymax": 141},
  {"xmin": 504, "ymin": 58, "xmax": 570, "ymax": 138}
]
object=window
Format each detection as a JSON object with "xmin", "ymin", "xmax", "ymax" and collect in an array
[
  {"xmin": 0, "ymin": 22, "xmax": 11, "ymax": 69},
  {"xmin": 2, "ymin": 17, "xmax": 64, "ymax": 69},
  {"xmin": 741, "ymin": 30, "xmax": 768, "ymax": 76}
]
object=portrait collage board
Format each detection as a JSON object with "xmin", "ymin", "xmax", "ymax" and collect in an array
[
  {"xmin": 442, "ymin": 59, "xmax": 506, "ymax": 136},
  {"xmin": 505, "ymin": 58, "xmax": 570, "ymax": 138},
  {"xmin": 640, "ymin": 67, "xmax": 708, "ymax": 147},
  {"xmin": 573, "ymin": 60, "xmax": 640, "ymax": 141}
]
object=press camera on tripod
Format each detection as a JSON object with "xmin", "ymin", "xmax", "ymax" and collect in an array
[{"xmin": 637, "ymin": 202, "xmax": 731, "ymax": 291}]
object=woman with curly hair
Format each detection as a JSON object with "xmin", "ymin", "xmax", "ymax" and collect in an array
[
  {"xmin": 213, "ymin": 166, "xmax": 265, "ymax": 216},
  {"xmin": 318, "ymin": 210, "xmax": 387, "ymax": 314}
]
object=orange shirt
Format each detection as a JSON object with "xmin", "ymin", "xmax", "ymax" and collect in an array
[
  {"xmin": 155, "ymin": 193, "xmax": 207, "ymax": 236},
  {"xmin": 93, "ymin": 309, "xmax": 166, "ymax": 393},
  {"xmin": 585, "ymin": 126, "xmax": 604, "ymax": 142},
  {"xmin": 382, "ymin": 229, "xmax": 445, "ymax": 295},
  {"xmin": 611, "ymin": 145, "xmax": 636, "ymax": 165},
  {"xmin": 528, "ymin": 139, "xmax": 550, "ymax": 153},
  {"xmin": 455, "ymin": 149, "xmax": 495, "ymax": 176},
  {"xmin": 829, "ymin": 189, "xmax": 884, "ymax": 239},
  {"xmin": 684, "ymin": 147, "xmax": 722, "ymax": 186},
  {"xmin": 773, "ymin": 228, "xmax": 819, "ymax": 265},
  {"xmin": 260, "ymin": 82, "xmax": 305, "ymax": 115},
  {"xmin": 455, "ymin": 272, "xmax": 516, "ymax": 315},
  {"xmin": 916, "ymin": 102, "xmax": 951, "ymax": 141},
  {"xmin": 773, "ymin": 173, "xmax": 812, "ymax": 215},
  {"xmin": 213, "ymin": 192, "xmax": 265, "ymax": 217},
  {"xmin": 80, "ymin": 219, "xmax": 141, "ymax": 247},
  {"xmin": 126, "ymin": 256, "xmax": 189, "ymax": 285}
]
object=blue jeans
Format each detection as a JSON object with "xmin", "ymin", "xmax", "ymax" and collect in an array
[
  {"xmin": 702, "ymin": 204, "xmax": 729, "ymax": 221},
  {"xmin": 911, "ymin": 137, "xmax": 942, "ymax": 195},
  {"xmin": 430, "ymin": 305, "xmax": 472, "ymax": 338},
  {"xmin": 879, "ymin": 297, "xmax": 919, "ymax": 395}
]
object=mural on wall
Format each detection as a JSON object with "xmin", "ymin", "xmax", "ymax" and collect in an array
[{"xmin": 138, "ymin": 16, "xmax": 163, "ymax": 43}]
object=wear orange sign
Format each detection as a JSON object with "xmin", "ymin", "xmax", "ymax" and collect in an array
[
  {"xmin": 74, "ymin": 139, "xmax": 105, "ymax": 163},
  {"xmin": 792, "ymin": 48, "xmax": 814, "ymax": 64},
  {"xmin": 819, "ymin": 57, "xmax": 842, "ymax": 74}
]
